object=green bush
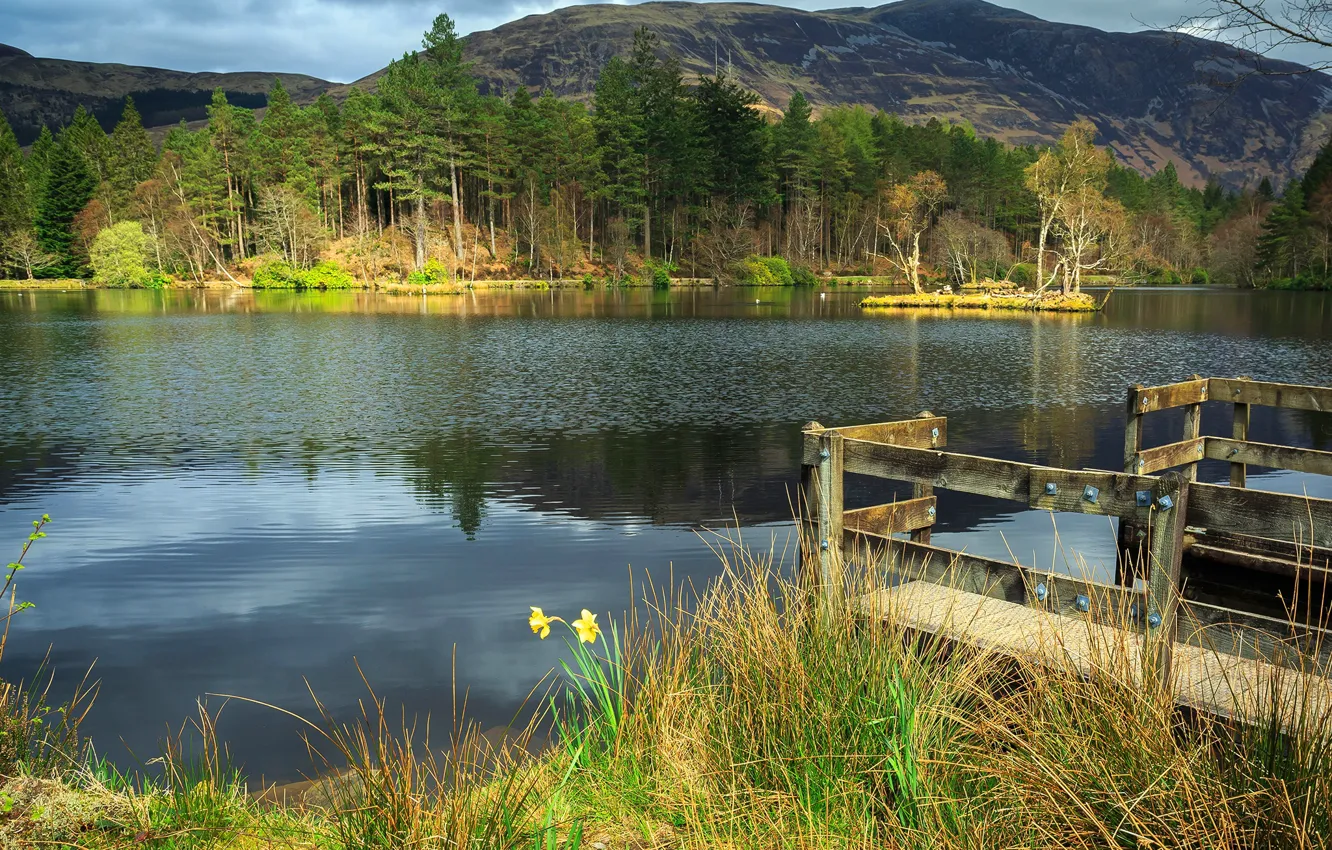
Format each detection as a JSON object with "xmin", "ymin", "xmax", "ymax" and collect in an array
[
  {"xmin": 1007, "ymin": 262, "xmax": 1035, "ymax": 286},
  {"xmin": 90, "ymin": 221, "xmax": 156, "ymax": 288},
  {"xmin": 302, "ymin": 261, "xmax": 357, "ymax": 290},
  {"xmin": 251, "ymin": 259, "xmax": 303, "ymax": 289},
  {"xmin": 790, "ymin": 265, "xmax": 819, "ymax": 287},
  {"xmin": 406, "ymin": 258, "xmax": 450, "ymax": 287},
  {"xmin": 1188, "ymin": 268, "xmax": 1211, "ymax": 286},
  {"xmin": 643, "ymin": 260, "xmax": 673, "ymax": 290},
  {"xmin": 253, "ymin": 258, "xmax": 358, "ymax": 290},
  {"xmin": 737, "ymin": 255, "xmax": 795, "ymax": 286}
]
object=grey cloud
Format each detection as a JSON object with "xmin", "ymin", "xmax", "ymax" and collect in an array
[{"xmin": 0, "ymin": 0, "xmax": 1322, "ymax": 83}]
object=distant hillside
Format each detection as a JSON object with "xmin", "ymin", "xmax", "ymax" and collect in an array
[
  {"xmin": 414, "ymin": 0, "xmax": 1330, "ymax": 188},
  {"xmin": 0, "ymin": 44, "xmax": 334, "ymax": 145},
  {"xmin": 4, "ymin": 0, "xmax": 1331, "ymax": 187}
]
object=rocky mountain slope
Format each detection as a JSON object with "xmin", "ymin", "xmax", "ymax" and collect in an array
[
  {"xmin": 5, "ymin": 0, "xmax": 1330, "ymax": 187},
  {"xmin": 0, "ymin": 43, "xmax": 332, "ymax": 146},
  {"xmin": 436, "ymin": 0, "xmax": 1331, "ymax": 188}
]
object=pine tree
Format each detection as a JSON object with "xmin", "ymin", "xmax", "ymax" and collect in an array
[
  {"xmin": 106, "ymin": 97, "xmax": 158, "ymax": 219},
  {"xmin": 61, "ymin": 105, "xmax": 110, "ymax": 185},
  {"xmin": 25, "ymin": 126, "xmax": 56, "ymax": 202},
  {"xmin": 35, "ymin": 139, "xmax": 97, "ymax": 277},
  {"xmin": 0, "ymin": 109, "xmax": 31, "ymax": 238},
  {"xmin": 1255, "ymin": 183, "xmax": 1310, "ymax": 281},
  {"xmin": 421, "ymin": 13, "xmax": 477, "ymax": 265},
  {"xmin": 593, "ymin": 56, "xmax": 646, "ymax": 247}
]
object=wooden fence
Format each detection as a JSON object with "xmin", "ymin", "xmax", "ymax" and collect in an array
[{"xmin": 800, "ymin": 378, "xmax": 1332, "ymax": 683}]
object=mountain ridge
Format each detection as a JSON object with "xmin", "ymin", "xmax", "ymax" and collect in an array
[{"xmin": 3, "ymin": 0, "xmax": 1330, "ymax": 187}]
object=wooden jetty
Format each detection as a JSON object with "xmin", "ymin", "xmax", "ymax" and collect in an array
[{"xmin": 799, "ymin": 376, "xmax": 1332, "ymax": 724}]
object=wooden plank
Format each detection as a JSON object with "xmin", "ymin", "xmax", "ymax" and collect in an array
[
  {"xmin": 1231, "ymin": 401, "xmax": 1250, "ymax": 488},
  {"xmin": 1186, "ymin": 528, "xmax": 1332, "ymax": 571},
  {"xmin": 798, "ymin": 421, "xmax": 823, "ymax": 590},
  {"xmin": 816, "ymin": 430, "xmax": 845, "ymax": 599},
  {"xmin": 836, "ymin": 415, "xmax": 947, "ymax": 449},
  {"xmin": 911, "ymin": 481, "xmax": 933, "ymax": 545},
  {"xmin": 855, "ymin": 533, "xmax": 1143, "ymax": 621},
  {"xmin": 844, "ymin": 497, "xmax": 936, "ymax": 537},
  {"xmin": 862, "ymin": 581, "xmax": 1332, "ymax": 729},
  {"xmin": 1028, "ymin": 466, "xmax": 1156, "ymax": 518},
  {"xmin": 841, "ymin": 440, "xmax": 1031, "ymax": 503},
  {"xmin": 1145, "ymin": 472, "xmax": 1189, "ymax": 687},
  {"xmin": 1128, "ymin": 379, "xmax": 1209, "ymax": 413},
  {"xmin": 1190, "ymin": 483, "xmax": 1332, "ymax": 549},
  {"xmin": 1210, "ymin": 378, "xmax": 1332, "ymax": 413},
  {"xmin": 1135, "ymin": 438, "xmax": 1206, "ymax": 475},
  {"xmin": 1205, "ymin": 437, "xmax": 1332, "ymax": 478},
  {"xmin": 1119, "ymin": 387, "xmax": 1146, "ymax": 585},
  {"xmin": 1181, "ymin": 396, "xmax": 1203, "ymax": 482},
  {"xmin": 1188, "ymin": 543, "xmax": 1332, "ymax": 581}
]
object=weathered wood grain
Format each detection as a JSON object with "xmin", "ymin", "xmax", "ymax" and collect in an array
[
  {"xmin": 1128, "ymin": 379, "xmax": 1209, "ymax": 413},
  {"xmin": 1205, "ymin": 437, "xmax": 1332, "ymax": 477},
  {"xmin": 844, "ymin": 497, "xmax": 936, "ymax": 537},
  {"xmin": 1145, "ymin": 473, "xmax": 1189, "ymax": 685},
  {"xmin": 1211, "ymin": 378, "xmax": 1332, "ymax": 413},
  {"xmin": 1231, "ymin": 401, "xmax": 1250, "ymax": 487},
  {"xmin": 841, "ymin": 440, "xmax": 1031, "ymax": 502},
  {"xmin": 1190, "ymin": 483, "xmax": 1332, "ymax": 549},
  {"xmin": 1135, "ymin": 438, "xmax": 1207, "ymax": 475}
]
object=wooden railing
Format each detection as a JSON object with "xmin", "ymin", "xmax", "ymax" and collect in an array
[{"xmin": 800, "ymin": 386, "xmax": 1332, "ymax": 683}]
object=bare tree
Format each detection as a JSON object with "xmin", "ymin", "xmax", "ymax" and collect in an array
[
  {"xmin": 877, "ymin": 171, "xmax": 948, "ymax": 293},
  {"xmin": 933, "ymin": 211, "xmax": 1012, "ymax": 285},
  {"xmin": 1178, "ymin": 1, "xmax": 1330, "ymax": 73},
  {"xmin": 1, "ymin": 231, "xmax": 57, "ymax": 280},
  {"xmin": 693, "ymin": 199, "xmax": 757, "ymax": 281},
  {"xmin": 254, "ymin": 186, "xmax": 326, "ymax": 269}
]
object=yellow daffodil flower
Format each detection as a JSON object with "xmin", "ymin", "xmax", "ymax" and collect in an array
[
  {"xmin": 572, "ymin": 609, "xmax": 601, "ymax": 645},
  {"xmin": 529, "ymin": 606, "xmax": 554, "ymax": 639}
]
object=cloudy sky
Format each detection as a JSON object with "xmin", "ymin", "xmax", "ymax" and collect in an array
[{"xmin": 0, "ymin": 0, "xmax": 1317, "ymax": 83}]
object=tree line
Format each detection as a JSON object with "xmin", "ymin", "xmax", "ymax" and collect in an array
[{"xmin": 0, "ymin": 13, "xmax": 1327, "ymax": 291}]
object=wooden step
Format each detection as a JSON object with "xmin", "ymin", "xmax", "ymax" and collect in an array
[{"xmin": 860, "ymin": 581, "xmax": 1331, "ymax": 728}]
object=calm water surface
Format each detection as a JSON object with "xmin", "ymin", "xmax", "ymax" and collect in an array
[{"xmin": 1, "ymin": 286, "xmax": 1330, "ymax": 779}]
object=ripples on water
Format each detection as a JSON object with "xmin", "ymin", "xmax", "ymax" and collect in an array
[{"xmin": 0, "ymin": 287, "xmax": 1329, "ymax": 779}]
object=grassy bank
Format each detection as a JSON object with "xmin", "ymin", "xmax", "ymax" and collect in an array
[
  {"xmin": 7, "ymin": 527, "xmax": 1330, "ymax": 849},
  {"xmin": 0, "ymin": 279, "xmax": 88, "ymax": 290},
  {"xmin": 861, "ymin": 290, "xmax": 1102, "ymax": 312}
]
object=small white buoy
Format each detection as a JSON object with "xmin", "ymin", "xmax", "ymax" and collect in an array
[{"xmin": 755, "ymin": 298, "xmax": 760, "ymax": 304}]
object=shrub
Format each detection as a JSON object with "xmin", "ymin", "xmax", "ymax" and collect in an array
[
  {"xmin": 736, "ymin": 255, "xmax": 795, "ymax": 286},
  {"xmin": 1007, "ymin": 262, "xmax": 1036, "ymax": 285},
  {"xmin": 89, "ymin": 221, "xmax": 155, "ymax": 288},
  {"xmin": 253, "ymin": 258, "xmax": 358, "ymax": 289},
  {"xmin": 790, "ymin": 265, "xmax": 819, "ymax": 287},
  {"xmin": 250, "ymin": 258, "xmax": 303, "ymax": 289},
  {"xmin": 644, "ymin": 260, "xmax": 673, "ymax": 290},
  {"xmin": 302, "ymin": 260, "xmax": 357, "ymax": 290},
  {"xmin": 1189, "ymin": 268, "xmax": 1211, "ymax": 285},
  {"xmin": 406, "ymin": 258, "xmax": 450, "ymax": 287}
]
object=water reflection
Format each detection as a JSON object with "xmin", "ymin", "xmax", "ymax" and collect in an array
[{"xmin": 0, "ymin": 286, "xmax": 1329, "ymax": 780}]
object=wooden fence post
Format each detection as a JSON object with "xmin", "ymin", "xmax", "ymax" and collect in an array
[
  {"xmin": 910, "ymin": 410, "xmax": 938, "ymax": 545},
  {"xmin": 1232, "ymin": 386, "xmax": 1250, "ymax": 488},
  {"xmin": 816, "ymin": 430, "xmax": 845, "ymax": 604},
  {"xmin": 1145, "ymin": 471, "xmax": 1190, "ymax": 691},
  {"xmin": 1118, "ymin": 384, "xmax": 1146, "ymax": 586},
  {"xmin": 1180, "ymin": 375, "xmax": 1205, "ymax": 482},
  {"xmin": 799, "ymin": 421, "xmax": 823, "ymax": 589}
]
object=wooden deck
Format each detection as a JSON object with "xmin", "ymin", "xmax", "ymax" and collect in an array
[{"xmin": 861, "ymin": 581, "xmax": 1332, "ymax": 728}]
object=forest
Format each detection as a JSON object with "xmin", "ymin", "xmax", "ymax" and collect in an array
[{"xmin": 0, "ymin": 14, "xmax": 1329, "ymax": 291}]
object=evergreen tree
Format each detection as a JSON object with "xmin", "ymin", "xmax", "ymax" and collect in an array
[
  {"xmin": 593, "ymin": 56, "xmax": 647, "ymax": 244},
  {"xmin": 26, "ymin": 126, "xmax": 56, "ymax": 203},
  {"xmin": 106, "ymin": 97, "xmax": 158, "ymax": 218},
  {"xmin": 0, "ymin": 109, "xmax": 31, "ymax": 239},
  {"xmin": 35, "ymin": 139, "xmax": 97, "ymax": 277},
  {"xmin": 1255, "ymin": 183, "xmax": 1309, "ymax": 281},
  {"xmin": 60, "ymin": 105, "xmax": 110, "ymax": 185},
  {"xmin": 421, "ymin": 13, "xmax": 478, "ymax": 264},
  {"xmin": 1300, "ymin": 136, "xmax": 1332, "ymax": 209}
]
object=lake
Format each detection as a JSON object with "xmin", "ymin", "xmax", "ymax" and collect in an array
[{"xmin": 1, "ymin": 286, "xmax": 1330, "ymax": 781}]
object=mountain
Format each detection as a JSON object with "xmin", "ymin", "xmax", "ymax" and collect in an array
[
  {"xmin": 425, "ymin": 0, "xmax": 1331, "ymax": 188},
  {"xmin": 5, "ymin": 0, "xmax": 1331, "ymax": 187},
  {"xmin": 0, "ymin": 43, "xmax": 334, "ymax": 145}
]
